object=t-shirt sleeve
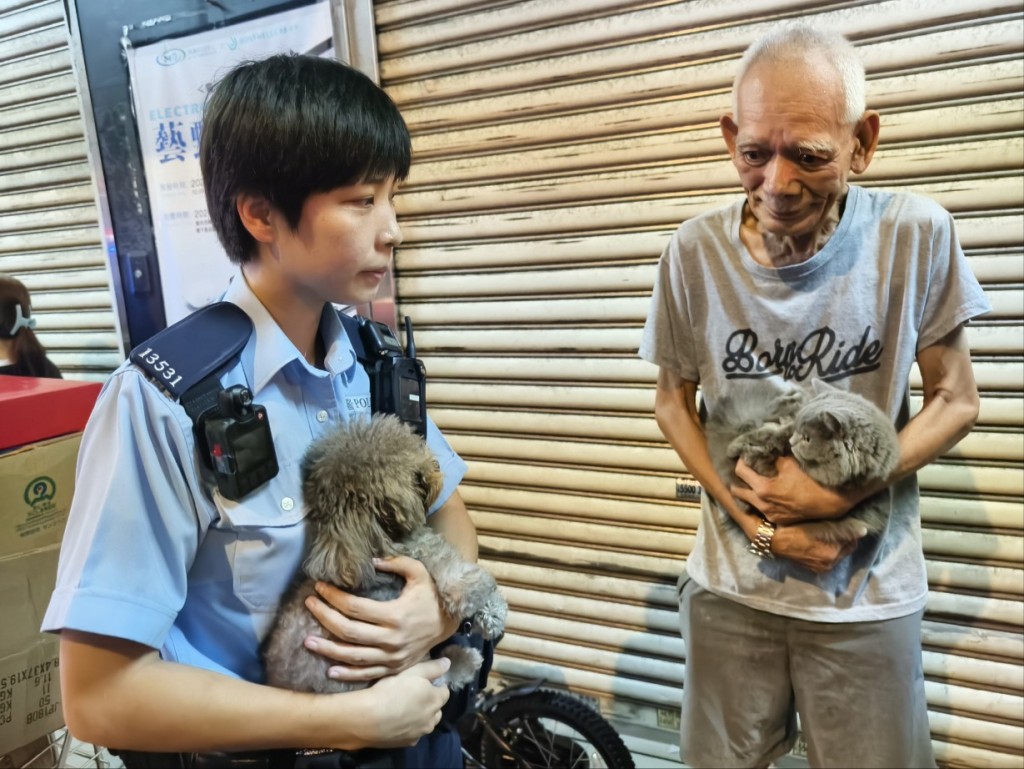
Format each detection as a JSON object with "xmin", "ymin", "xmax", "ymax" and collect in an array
[
  {"xmin": 42, "ymin": 368, "xmax": 208, "ymax": 648},
  {"xmin": 638, "ymin": 234, "xmax": 701, "ymax": 381},
  {"xmin": 916, "ymin": 210, "xmax": 992, "ymax": 351}
]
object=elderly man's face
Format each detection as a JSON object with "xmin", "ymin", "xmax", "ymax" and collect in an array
[{"xmin": 721, "ymin": 61, "xmax": 871, "ymax": 241}]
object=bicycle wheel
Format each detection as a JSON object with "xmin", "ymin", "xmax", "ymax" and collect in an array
[{"xmin": 479, "ymin": 689, "xmax": 635, "ymax": 769}]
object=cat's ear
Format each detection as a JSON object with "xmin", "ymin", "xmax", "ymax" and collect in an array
[
  {"xmin": 810, "ymin": 379, "xmax": 835, "ymax": 396},
  {"xmin": 821, "ymin": 411, "xmax": 844, "ymax": 436}
]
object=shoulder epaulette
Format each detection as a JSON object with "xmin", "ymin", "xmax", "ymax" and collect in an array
[{"xmin": 129, "ymin": 302, "xmax": 253, "ymax": 404}]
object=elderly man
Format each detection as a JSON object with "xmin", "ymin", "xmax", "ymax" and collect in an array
[{"xmin": 639, "ymin": 23, "xmax": 990, "ymax": 769}]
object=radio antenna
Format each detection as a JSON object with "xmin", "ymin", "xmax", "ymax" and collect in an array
[{"xmin": 404, "ymin": 315, "xmax": 416, "ymax": 358}]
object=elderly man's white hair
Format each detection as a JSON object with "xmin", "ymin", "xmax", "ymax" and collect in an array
[{"xmin": 731, "ymin": 23, "xmax": 866, "ymax": 126}]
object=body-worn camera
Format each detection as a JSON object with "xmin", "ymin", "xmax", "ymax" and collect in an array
[
  {"xmin": 197, "ymin": 385, "xmax": 278, "ymax": 501},
  {"xmin": 359, "ymin": 316, "xmax": 427, "ymax": 437}
]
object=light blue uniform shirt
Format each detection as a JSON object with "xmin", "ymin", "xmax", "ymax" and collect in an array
[{"xmin": 43, "ymin": 274, "xmax": 467, "ymax": 682}]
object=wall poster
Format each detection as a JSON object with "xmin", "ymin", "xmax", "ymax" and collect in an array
[{"xmin": 126, "ymin": 1, "xmax": 333, "ymax": 325}]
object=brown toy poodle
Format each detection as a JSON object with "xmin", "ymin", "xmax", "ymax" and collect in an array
[{"xmin": 263, "ymin": 414, "xmax": 507, "ymax": 694}]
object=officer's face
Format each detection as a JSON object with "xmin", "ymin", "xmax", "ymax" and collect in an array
[
  {"xmin": 269, "ymin": 177, "xmax": 403, "ymax": 307},
  {"xmin": 720, "ymin": 61, "xmax": 870, "ymax": 242}
]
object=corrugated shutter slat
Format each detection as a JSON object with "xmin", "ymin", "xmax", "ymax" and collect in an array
[
  {"xmin": 377, "ymin": 0, "xmax": 1024, "ymax": 764},
  {"xmin": 0, "ymin": 0, "xmax": 119, "ymax": 380}
]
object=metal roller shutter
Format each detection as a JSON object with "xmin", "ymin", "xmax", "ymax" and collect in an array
[
  {"xmin": 376, "ymin": 0, "xmax": 1024, "ymax": 766},
  {"xmin": 0, "ymin": 0, "xmax": 121, "ymax": 381}
]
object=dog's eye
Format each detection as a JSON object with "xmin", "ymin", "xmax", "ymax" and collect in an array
[{"xmin": 431, "ymin": 459, "xmax": 440, "ymax": 471}]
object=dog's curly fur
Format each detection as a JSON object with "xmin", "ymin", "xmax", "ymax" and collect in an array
[{"xmin": 262, "ymin": 414, "xmax": 507, "ymax": 694}]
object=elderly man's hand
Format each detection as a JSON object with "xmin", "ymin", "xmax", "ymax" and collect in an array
[
  {"xmin": 770, "ymin": 523, "xmax": 861, "ymax": 573},
  {"xmin": 732, "ymin": 455, "xmax": 854, "ymax": 525}
]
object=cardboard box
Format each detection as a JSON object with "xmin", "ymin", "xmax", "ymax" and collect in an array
[
  {"xmin": 0, "ymin": 433, "xmax": 81, "ymax": 755},
  {"xmin": 0, "ymin": 375, "xmax": 101, "ymax": 451},
  {"xmin": 0, "ymin": 554, "xmax": 62, "ymax": 756}
]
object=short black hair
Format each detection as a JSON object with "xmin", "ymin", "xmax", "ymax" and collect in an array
[{"xmin": 199, "ymin": 54, "xmax": 411, "ymax": 264}]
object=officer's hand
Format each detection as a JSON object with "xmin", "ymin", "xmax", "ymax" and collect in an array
[
  {"xmin": 339, "ymin": 658, "xmax": 451, "ymax": 748},
  {"xmin": 732, "ymin": 456, "xmax": 854, "ymax": 525},
  {"xmin": 770, "ymin": 524, "xmax": 861, "ymax": 573},
  {"xmin": 303, "ymin": 556, "xmax": 457, "ymax": 683}
]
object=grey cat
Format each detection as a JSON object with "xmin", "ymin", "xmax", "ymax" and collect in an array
[
  {"xmin": 262, "ymin": 414, "xmax": 507, "ymax": 695},
  {"xmin": 706, "ymin": 380, "xmax": 900, "ymax": 545}
]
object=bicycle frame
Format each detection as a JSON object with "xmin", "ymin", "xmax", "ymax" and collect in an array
[{"xmin": 459, "ymin": 678, "xmax": 546, "ymax": 769}]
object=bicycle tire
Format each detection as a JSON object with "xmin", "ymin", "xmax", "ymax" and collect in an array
[{"xmin": 479, "ymin": 689, "xmax": 635, "ymax": 769}]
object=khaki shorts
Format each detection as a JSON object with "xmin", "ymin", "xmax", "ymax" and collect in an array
[{"xmin": 677, "ymin": 575, "xmax": 936, "ymax": 769}]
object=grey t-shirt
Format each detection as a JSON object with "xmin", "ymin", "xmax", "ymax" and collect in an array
[{"xmin": 639, "ymin": 184, "xmax": 991, "ymax": 622}]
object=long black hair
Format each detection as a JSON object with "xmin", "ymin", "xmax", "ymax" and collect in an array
[{"xmin": 0, "ymin": 274, "xmax": 61, "ymax": 378}]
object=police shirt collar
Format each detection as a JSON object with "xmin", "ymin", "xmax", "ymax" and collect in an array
[
  {"xmin": 319, "ymin": 303, "xmax": 358, "ymax": 378},
  {"xmin": 221, "ymin": 272, "xmax": 357, "ymax": 393}
]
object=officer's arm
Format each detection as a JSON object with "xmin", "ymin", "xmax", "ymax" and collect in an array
[
  {"xmin": 59, "ymin": 630, "xmax": 449, "ymax": 752},
  {"xmin": 427, "ymin": 489, "xmax": 478, "ymax": 562}
]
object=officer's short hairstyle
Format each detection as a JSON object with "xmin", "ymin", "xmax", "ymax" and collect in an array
[
  {"xmin": 200, "ymin": 54, "xmax": 411, "ymax": 264},
  {"xmin": 731, "ymin": 23, "xmax": 866, "ymax": 126}
]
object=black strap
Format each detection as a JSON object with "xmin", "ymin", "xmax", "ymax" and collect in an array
[
  {"xmin": 337, "ymin": 310, "xmax": 368, "ymax": 365},
  {"xmin": 181, "ymin": 371, "xmax": 228, "ymax": 423},
  {"xmin": 114, "ymin": 750, "xmax": 190, "ymax": 769}
]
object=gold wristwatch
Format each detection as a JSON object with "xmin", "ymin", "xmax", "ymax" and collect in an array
[{"xmin": 748, "ymin": 517, "xmax": 776, "ymax": 560}]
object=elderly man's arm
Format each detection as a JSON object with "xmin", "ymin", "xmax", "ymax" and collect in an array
[
  {"xmin": 888, "ymin": 324, "xmax": 981, "ymax": 479},
  {"xmin": 654, "ymin": 369, "xmax": 762, "ymax": 539},
  {"xmin": 655, "ymin": 369, "xmax": 855, "ymax": 572},
  {"xmin": 732, "ymin": 325, "xmax": 980, "ymax": 525}
]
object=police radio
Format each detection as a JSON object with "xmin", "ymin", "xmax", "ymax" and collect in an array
[
  {"xmin": 196, "ymin": 384, "xmax": 279, "ymax": 501},
  {"xmin": 358, "ymin": 315, "xmax": 427, "ymax": 437}
]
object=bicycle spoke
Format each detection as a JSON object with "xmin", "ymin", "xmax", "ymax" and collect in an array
[
  {"xmin": 472, "ymin": 688, "xmax": 634, "ymax": 769},
  {"xmin": 543, "ymin": 717, "xmax": 597, "ymax": 769},
  {"xmin": 546, "ymin": 718, "xmax": 588, "ymax": 769},
  {"xmin": 521, "ymin": 718, "xmax": 560, "ymax": 766}
]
